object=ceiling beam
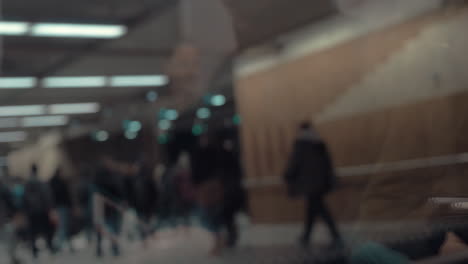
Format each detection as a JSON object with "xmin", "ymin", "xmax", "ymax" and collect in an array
[
  {"xmin": 5, "ymin": 43, "xmax": 171, "ymax": 57},
  {"xmin": 35, "ymin": 0, "xmax": 177, "ymax": 78}
]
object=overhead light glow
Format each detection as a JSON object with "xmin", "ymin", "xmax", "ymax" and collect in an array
[
  {"xmin": 0, "ymin": 21, "xmax": 30, "ymax": 36},
  {"xmin": 165, "ymin": 109, "xmax": 179, "ymax": 121},
  {"xmin": 125, "ymin": 130, "xmax": 138, "ymax": 140},
  {"xmin": 128, "ymin": 121, "xmax": 142, "ymax": 132},
  {"xmin": 31, "ymin": 23, "xmax": 127, "ymax": 39},
  {"xmin": 0, "ymin": 118, "xmax": 19, "ymax": 128},
  {"xmin": 210, "ymin": 95, "xmax": 226, "ymax": 106},
  {"xmin": 158, "ymin": 120, "xmax": 172, "ymax": 130},
  {"xmin": 110, "ymin": 75, "xmax": 169, "ymax": 87},
  {"xmin": 22, "ymin": 115, "xmax": 69, "ymax": 127},
  {"xmin": 196, "ymin": 108, "xmax": 211, "ymax": 119},
  {"xmin": 95, "ymin": 131, "xmax": 109, "ymax": 142},
  {"xmin": 0, "ymin": 77, "xmax": 37, "ymax": 89},
  {"xmin": 146, "ymin": 91, "xmax": 158, "ymax": 102},
  {"xmin": 49, "ymin": 103, "xmax": 100, "ymax": 115},
  {"xmin": 0, "ymin": 105, "xmax": 45, "ymax": 117},
  {"xmin": 0, "ymin": 131, "xmax": 27, "ymax": 143},
  {"xmin": 43, "ymin": 76, "xmax": 107, "ymax": 88},
  {"xmin": 192, "ymin": 124, "xmax": 205, "ymax": 136}
]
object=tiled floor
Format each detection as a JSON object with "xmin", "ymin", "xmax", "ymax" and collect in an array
[{"xmin": 0, "ymin": 224, "xmax": 346, "ymax": 264}]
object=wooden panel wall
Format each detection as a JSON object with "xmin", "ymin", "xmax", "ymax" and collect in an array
[{"xmin": 235, "ymin": 8, "xmax": 468, "ymax": 223}]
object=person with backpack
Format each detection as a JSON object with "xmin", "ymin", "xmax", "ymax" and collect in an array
[
  {"xmin": 22, "ymin": 164, "xmax": 57, "ymax": 259},
  {"xmin": 284, "ymin": 122, "xmax": 343, "ymax": 248}
]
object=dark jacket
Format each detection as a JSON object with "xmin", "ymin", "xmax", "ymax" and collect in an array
[
  {"xmin": 0, "ymin": 183, "xmax": 15, "ymax": 224},
  {"xmin": 191, "ymin": 145, "xmax": 220, "ymax": 186},
  {"xmin": 127, "ymin": 166, "xmax": 159, "ymax": 218},
  {"xmin": 49, "ymin": 175, "xmax": 72, "ymax": 208},
  {"xmin": 23, "ymin": 178, "xmax": 54, "ymax": 214},
  {"xmin": 284, "ymin": 132, "xmax": 336, "ymax": 197}
]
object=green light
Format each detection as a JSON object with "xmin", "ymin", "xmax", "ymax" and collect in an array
[
  {"xmin": 158, "ymin": 134, "xmax": 169, "ymax": 144},
  {"xmin": 210, "ymin": 95, "xmax": 226, "ymax": 106},
  {"xmin": 165, "ymin": 109, "xmax": 179, "ymax": 121},
  {"xmin": 95, "ymin": 130, "xmax": 109, "ymax": 142},
  {"xmin": 158, "ymin": 108, "xmax": 167, "ymax": 120},
  {"xmin": 196, "ymin": 108, "xmax": 211, "ymax": 119},
  {"xmin": 146, "ymin": 91, "xmax": 158, "ymax": 102},
  {"xmin": 128, "ymin": 121, "xmax": 142, "ymax": 132},
  {"xmin": 233, "ymin": 114, "xmax": 241, "ymax": 125},
  {"xmin": 125, "ymin": 130, "xmax": 138, "ymax": 140},
  {"xmin": 192, "ymin": 124, "xmax": 204, "ymax": 136},
  {"xmin": 158, "ymin": 120, "xmax": 172, "ymax": 130}
]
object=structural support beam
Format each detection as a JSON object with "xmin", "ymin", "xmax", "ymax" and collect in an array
[
  {"xmin": 35, "ymin": 0, "xmax": 177, "ymax": 77},
  {"xmin": 5, "ymin": 43, "xmax": 171, "ymax": 57}
]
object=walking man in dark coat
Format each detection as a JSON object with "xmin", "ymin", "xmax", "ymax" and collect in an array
[{"xmin": 285, "ymin": 122, "xmax": 342, "ymax": 247}]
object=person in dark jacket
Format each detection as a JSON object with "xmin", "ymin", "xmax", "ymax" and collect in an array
[
  {"xmin": 127, "ymin": 161, "xmax": 159, "ymax": 242},
  {"xmin": 22, "ymin": 164, "xmax": 57, "ymax": 258},
  {"xmin": 285, "ymin": 122, "xmax": 342, "ymax": 247},
  {"xmin": 1, "ymin": 176, "xmax": 23, "ymax": 264},
  {"xmin": 93, "ymin": 156, "xmax": 126, "ymax": 257},
  {"xmin": 49, "ymin": 168, "xmax": 73, "ymax": 251}
]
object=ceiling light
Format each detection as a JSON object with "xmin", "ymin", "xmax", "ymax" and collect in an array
[
  {"xmin": 165, "ymin": 109, "xmax": 179, "ymax": 121},
  {"xmin": 211, "ymin": 95, "xmax": 226, "ymax": 106},
  {"xmin": 196, "ymin": 108, "xmax": 211, "ymax": 119},
  {"xmin": 128, "ymin": 121, "xmax": 142, "ymax": 132},
  {"xmin": 0, "ymin": 21, "xmax": 30, "ymax": 35},
  {"xmin": 31, "ymin": 23, "xmax": 127, "ymax": 39},
  {"xmin": 192, "ymin": 124, "xmax": 205, "ymax": 136},
  {"xmin": 0, "ymin": 118, "xmax": 19, "ymax": 128},
  {"xmin": 158, "ymin": 120, "xmax": 172, "ymax": 130},
  {"xmin": 0, "ymin": 105, "xmax": 46, "ymax": 117},
  {"xmin": 125, "ymin": 130, "xmax": 138, "ymax": 140},
  {"xmin": 95, "ymin": 131, "xmax": 109, "ymax": 142},
  {"xmin": 0, "ymin": 77, "xmax": 37, "ymax": 89},
  {"xmin": 110, "ymin": 75, "xmax": 169, "ymax": 87},
  {"xmin": 43, "ymin": 76, "xmax": 107, "ymax": 88},
  {"xmin": 0, "ymin": 131, "xmax": 27, "ymax": 143},
  {"xmin": 21, "ymin": 115, "xmax": 69, "ymax": 127},
  {"xmin": 146, "ymin": 91, "xmax": 158, "ymax": 102},
  {"xmin": 49, "ymin": 103, "xmax": 100, "ymax": 115}
]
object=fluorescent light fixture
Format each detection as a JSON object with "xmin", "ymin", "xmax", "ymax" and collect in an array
[
  {"xmin": 0, "ymin": 105, "xmax": 45, "ymax": 117},
  {"xmin": 0, "ymin": 131, "xmax": 27, "ymax": 143},
  {"xmin": 21, "ymin": 115, "xmax": 69, "ymax": 127},
  {"xmin": 49, "ymin": 103, "xmax": 100, "ymax": 115},
  {"xmin": 43, "ymin": 76, "xmax": 107, "ymax": 88},
  {"xmin": 0, "ymin": 118, "xmax": 19, "ymax": 128},
  {"xmin": 31, "ymin": 23, "xmax": 127, "ymax": 39},
  {"xmin": 0, "ymin": 21, "xmax": 30, "ymax": 35},
  {"xmin": 0, "ymin": 77, "xmax": 37, "ymax": 89},
  {"xmin": 110, "ymin": 75, "xmax": 169, "ymax": 87}
]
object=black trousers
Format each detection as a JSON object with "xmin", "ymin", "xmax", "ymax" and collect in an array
[
  {"xmin": 28, "ymin": 212, "xmax": 55, "ymax": 258},
  {"xmin": 303, "ymin": 195, "xmax": 341, "ymax": 244}
]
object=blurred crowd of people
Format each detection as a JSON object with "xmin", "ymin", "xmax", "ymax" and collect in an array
[{"xmin": 0, "ymin": 131, "xmax": 248, "ymax": 263}]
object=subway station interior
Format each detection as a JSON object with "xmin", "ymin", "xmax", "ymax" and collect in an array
[{"xmin": 1, "ymin": 0, "xmax": 468, "ymax": 263}]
